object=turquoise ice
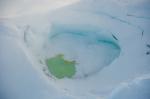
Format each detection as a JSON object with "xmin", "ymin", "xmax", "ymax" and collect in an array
[{"xmin": 41, "ymin": 10, "xmax": 121, "ymax": 78}]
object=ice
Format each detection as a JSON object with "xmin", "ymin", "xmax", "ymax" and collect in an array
[
  {"xmin": 0, "ymin": 0, "xmax": 150, "ymax": 99},
  {"xmin": 45, "ymin": 23, "xmax": 120, "ymax": 78},
  {"xmin": 21, "ymin": 7, "xmax": 121, "ymax": 79}
]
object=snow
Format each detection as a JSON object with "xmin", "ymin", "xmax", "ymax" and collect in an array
[
  {"xmin": 0, "ymin": 0, "xmax": 150, "ymax": 99},
  {"xmin": 0, "ymin": 0, "xmax": 79, "ymax": 18},
  {"xmin": 0, "ymin": 24, "xmax": 75, "ymax": 99},
  {"xmin": 108, "ymin": 75, "xmax": 150, "ymax": 99}
]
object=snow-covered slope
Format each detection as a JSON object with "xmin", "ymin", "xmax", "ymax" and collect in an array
[{"xmin": 0, "ymin": 0, "xmax": 150, "ymax": 99}]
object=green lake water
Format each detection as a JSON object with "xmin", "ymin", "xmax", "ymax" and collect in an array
[{"xmin": 46, "ymin": 54, "xmax": 76, "ymax": 79}]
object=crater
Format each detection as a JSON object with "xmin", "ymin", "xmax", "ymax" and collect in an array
[
  {"xmin": 24, "ymin": 10, "xmax": 121, "ymax": 79},
  {"xmin": 45, "ymin": 24, "xmax": 121, "ymax": 79}
]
